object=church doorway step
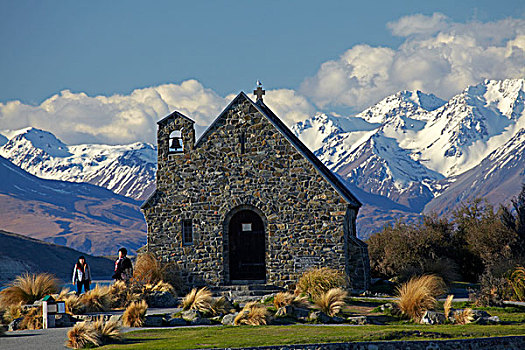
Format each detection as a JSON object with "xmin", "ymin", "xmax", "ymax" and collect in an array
[{"xmin": 228, "ymin": 209, "xmax": 266, "ymax": 281}]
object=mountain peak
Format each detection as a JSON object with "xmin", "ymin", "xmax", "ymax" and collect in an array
[{"xmin": 1, "ymin": 127, "xmax": 71, "ymax": 157}]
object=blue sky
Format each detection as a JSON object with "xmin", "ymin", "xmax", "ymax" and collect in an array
[
  {"xmin": 0, "ymin": 1, "xmax": 524, "ymax": 145},
  {"xmin": 1, "ymin": 0, "xmax": 523, "ymax": 105}
]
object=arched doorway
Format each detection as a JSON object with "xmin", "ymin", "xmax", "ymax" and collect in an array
[{"xmin": 228, "ymin": 209, "xmax": 266, "ymax": 281}]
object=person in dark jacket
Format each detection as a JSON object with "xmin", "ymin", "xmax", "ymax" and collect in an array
[
  {"xmin": 72, "ymin": 256, "xmax": 91, "ymax": 295},
  {"xmin": 112, "ymin": 247, "xmax": 133, "ymax": 281}
]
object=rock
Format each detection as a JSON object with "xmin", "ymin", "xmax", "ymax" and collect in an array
[
  {"xmin": 190, "ymin": 317, "xmax": 212, "ymax": 325},
  {"xmin": 347, "ymin": 316, "xmax": 368, "ymax": 325},
  {"xmin": 291, "ymin": 307, "xmax": 310, "ymax": 320},
  {"xmin": 167, "ymin": 317, "xmax": 187, "ymax": 326},
  {"xmin": 144, "ymin": 314, "xmax": 165, "ymax": 327},
  {"xmin": 221, "ymin": 313, "xmax": 238, "ymax": 326},
  {"xmin": 308, "ymin": 311, "xmax": 332, "ymax": 324},
  {"xmin": 8, "ymin": 317, "xmax": 23, "ymax": 331},
  {"xmin": 146, "ymin": 291, "xmax": 178, "ymax": 308},
  {"xmin": 181, "ymin": 309, "xmax": 201, "ymax": 322},
  {"xmin": 275, "ymin": 305, "xmax": 293, "ymax": 317},
  {"xmin": 476, "ymin": 315, "xmax": 501, "ymax": 325},
  {"xmin": 54, "ymin": 313, "xmax": 75, "ymax": 327},
  {"xmin": 420, "ymin": 311, "xmax": 446, "ymax": 325},
  {"xmin": 470, "ymin": 310, "xmax": 491, "ymax": 321},
  {"xmin": 380, "ymin": 303, "xmax": 401, "ymax": 316},
  {"xmin": 331, "ymin": 316, "xmax": 345, "ymax": 323},
  {"xmin": 109, "ymin": 314, "xmax": 123, "ymax": 325},
  {"xmin": 210, "ymin": 316, "xmax": 222, "ymax": 323}
]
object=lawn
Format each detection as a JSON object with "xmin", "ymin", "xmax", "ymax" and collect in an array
[{"xmin": 99, "ymin": 323, "xmax": 525, "ymax": 349}]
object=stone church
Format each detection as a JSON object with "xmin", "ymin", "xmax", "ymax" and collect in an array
[{"xmin": 141, "ymin": 87, "xmax": 370, "ymax": 292}]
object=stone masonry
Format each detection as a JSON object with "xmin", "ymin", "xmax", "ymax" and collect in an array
[{"xmin": 141, "ymin": 92, "xmax": 370, "ymax": 292}]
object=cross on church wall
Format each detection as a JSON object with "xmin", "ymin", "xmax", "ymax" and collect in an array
[{"xmin": 254, "ymin": 86, "xmax": 265, "ymax": 102}]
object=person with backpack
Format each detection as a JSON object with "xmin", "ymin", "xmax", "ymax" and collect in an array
[
  {"xmin": 112, "ymin": 247, "xmax": 133, "ymax": 281},
  {"xmin": 72, "ymin": 256, "xmax": 91, "ymax": 295}
]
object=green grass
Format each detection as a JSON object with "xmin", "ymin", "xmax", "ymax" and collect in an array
[{"xmin": 100, "ymin": 324, "xmax": 525, "ymax": 349}]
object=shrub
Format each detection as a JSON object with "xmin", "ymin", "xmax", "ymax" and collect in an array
[
  {"xmin": 395, "ymin": 275, "xmax": 446, "ymax": 323},
  {"xmin": 79, "ymin": 285, "xmax": 111, "ymax": 312},
  {"xmin": 0, "ymin": 273, "xmax": 60, "ymax": 306},
  {"xmin": 19, "ymin": 306, "xmax": 42, "ymax": 330},
  {"xmin": 508, "ymin": 266, "xmax": 525, "ymax": 301},
  {"xmin": 66, "ymin": 322, "xmax": 101, "ymax": 349},
  {"xmin": 314, "ymin": 288, "xmax": 347, "ymax": 317},
  {"xmin": 91, "ymin": 316, "xmax": 122, "ymax": 344},
  {"xmin": 181, "ymin": 287, "xmax": 214, "ymax": 314},
  {"xmin": 122, "ymin": 300, "xmax": 147, "ymax": 327},
  {"xmin": 295, "ymin": 267, "xmax": 347, "ymax": 300},
  {"xmin": 234, "ymin": 302, "xmax": 270, "ymax": 326}
]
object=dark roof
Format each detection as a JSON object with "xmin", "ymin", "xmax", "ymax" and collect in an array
[
  {"xmin": 142, "ymin": 92, "xmax": 361, "ymax": 209},
  {"xmin": 157, "ymin": 110, "xmax": 194, "ymax": 125}
]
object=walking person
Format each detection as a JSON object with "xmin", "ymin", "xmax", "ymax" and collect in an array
[
  {"xmin": 112, "ymin": 247, "xmax": 133, "ymax": 281},
  {"xmin": 72, "ymin": 256, "xmax": 91, "ymax": 296}
]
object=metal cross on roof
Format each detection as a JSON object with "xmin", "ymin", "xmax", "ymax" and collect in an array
[{"xmin": 253, "ymin": 84, "xmax": 265, "ymax": 102}]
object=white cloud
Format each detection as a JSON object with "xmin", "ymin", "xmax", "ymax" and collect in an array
[
  {"xmin": 301, "ymin": 14, "xmax": 525, "ymax": 110},
  {"xmin": 0, "ymin": 80, "xmax": 317, "ymax": 145},
  {"xmin": 0, "ymin": 80, "xmax": 229, "ymax": 145},
  {"xmin": 387, "ymin": 13, "xmax": 449, "ymax": 37}
]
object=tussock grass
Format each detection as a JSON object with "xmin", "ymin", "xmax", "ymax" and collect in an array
[
  {"xmin": 0, "ymin": 273, "xmax": 59, "ymax": 306},
  {"xmin": 295, "ymin": 267, "xmax": 347, "ymax": 300},
  {"xmin": 66, "ymin": 322, "xmax": 101, "ymax": 349},
  {"xmin": 108, "ymin": 280, "xmax": 130, "ymax": 308},
  {"xmin": 122, "ymin": 300, "xmax": 148, "ymax": 327},
  {"xmin": 234, "ymin": 302, "xmax": 270, "ymax": 326},
  {"xmin": 273, "ymin": 292, "xmax": 294, "ymax": 309},
  {"xmin": 143, "ymin": 281, "xmax": 175, "ymax": 294},
  {"xmin": 2, "ymin": 304, "xmax": 22, "ymax": 323},
  {"xmin": 509, "ymin": 266, "xmax": 525, "ymax": 301},
  {"xmin": 454, "ymin": 308, "xmax": 474, "ymax": 325},
  {"xmin": 211, "ymin": 296, "xmax": 234, "ymax": 316},
  {"xmin": 181, "ymin": 287, "xmax": 213, "ymax": 314},
  {"xmin": 395, "ymin": 274, "xmax": 446, "ymax": 323},
  {"xmin": 19, "ymin": 306, "xmax": 42, "ymax": 330},
  {"xmin": 314, "ymin": 288, "xmax": 348, "ymax": 317},
  {"xmin": 79, "ymin": 285, "xmax": 111, "ymax": 312},
  {"xmin": 91, "ymin": 316, "xmax": 122, "ymax": 344},
  {"xmin": 133, "ymin": 253, "xmax": 182, "ymax": 293},
  {"xmin": 444, "ymin": 294, "xmax": 454, "ymax": 319}
]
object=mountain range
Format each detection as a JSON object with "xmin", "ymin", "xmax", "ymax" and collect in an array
[{"xmin": 1, "ymin": 78, "xmax": 523, "ymax": 242}]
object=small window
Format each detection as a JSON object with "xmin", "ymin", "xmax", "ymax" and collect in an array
[
  {"xmin": 239, "ymin": 132, "xmax": 246, "ymax": 154},
  {"xmin": 182, "ymin": 219, "xmax": 193, "ymax": 245},
  {"xmin": 169, "ymin": 130, "xmax": 183, "ymax": 153}
]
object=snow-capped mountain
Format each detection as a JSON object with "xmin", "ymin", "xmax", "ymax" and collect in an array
[
  {"xmin": 0, "ymin": 155, "xmax": 146, "ymax": 256},
  {"xmin": 0, "ymin": 127, "xmax": 156, "ymax": 200},
  {"xmin": 292, "ymin": 78, "xmax": 525, "ymax": 236}
]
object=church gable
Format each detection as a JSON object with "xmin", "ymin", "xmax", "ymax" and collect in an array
[{"xmin": 142, "ymin": 89, "xmax": 370, "ymax": 291}]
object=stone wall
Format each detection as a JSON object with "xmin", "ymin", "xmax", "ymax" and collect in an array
[
  {"xmin": 220, "ymin": 336, "xmax": 525, "ymax": 350},
  {"xmin": 142, "ymin": 94, "xmax": 369, "ymax": 290}
]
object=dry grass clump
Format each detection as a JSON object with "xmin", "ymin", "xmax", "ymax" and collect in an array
[
  {"xmin": 443, "ymin": 294, "xmax": 454, "ymax": 319},
  {"xmin": 66, "ymin": 322, "xmax": 101, "ymax": 349},
  {"xmin": 66, "ymin": 317, "xmax": 122, "ymax": 349},
  {"xmin": 79, "ymin": 285, "xmax": 111, "ymax": 312},
  {"xmin": 454, "ymin": 308, "xmax": 474, "ymax": 325},
  {"xmin": 133, "ymin": 252, "xmax": 182, "ymax": 293},
  {"xmin": 234, "ymin": 302, "xmax": 270, "ymax": 326},
  {"xmin": 0, "ymin": 273, "xmax": 60, "ymax": 306},
  {"xmin": 211, "ymin": 296, "xmax": 235, "ymax": 316},
  {"xmin": 508, "ymin": 266, "xmax": 525, "ymax": 301},
  {"xmin": 122, "ymin": 300, "xmax": 148, "ymax": 327},
  {"xmin": 395, "ymin": 274, "xmax": 446, "ymax": 323},
  {"xmin": 273, "ymin": 292, "xmax": 309, "ymax": 309},
  {"xmin": 181, "ymin": 287, "xmax": 214, "ymax": 314},
  {"xmin": 19, "ymin": 306, "xmax": 42, "ymax": 330},
  {"xmin": 2, "ymin": 304, "xmax": 22, "ymax": 323},
  {"xmin": 143, "ymin": 281, "xmax": 175, "ymax": 294},
  {"xmin": 91, "ymin": 316, "xmax": 122, "ymax": 344},
  {"xmin": 314, "ymin": 288, "xmax": 348, "ymax": 317},
  {"xmin": 295, "ymin": 267, "xmax": 347, "ymax": 300}
]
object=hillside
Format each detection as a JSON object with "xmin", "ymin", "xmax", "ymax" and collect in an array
[
  {"xmin": 0, "ymin": 230, "xmax": 114, "ymax": 285},
  {"xmin": 0, "ymin": 155, "xmax": 146, "ymax": 256}
]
